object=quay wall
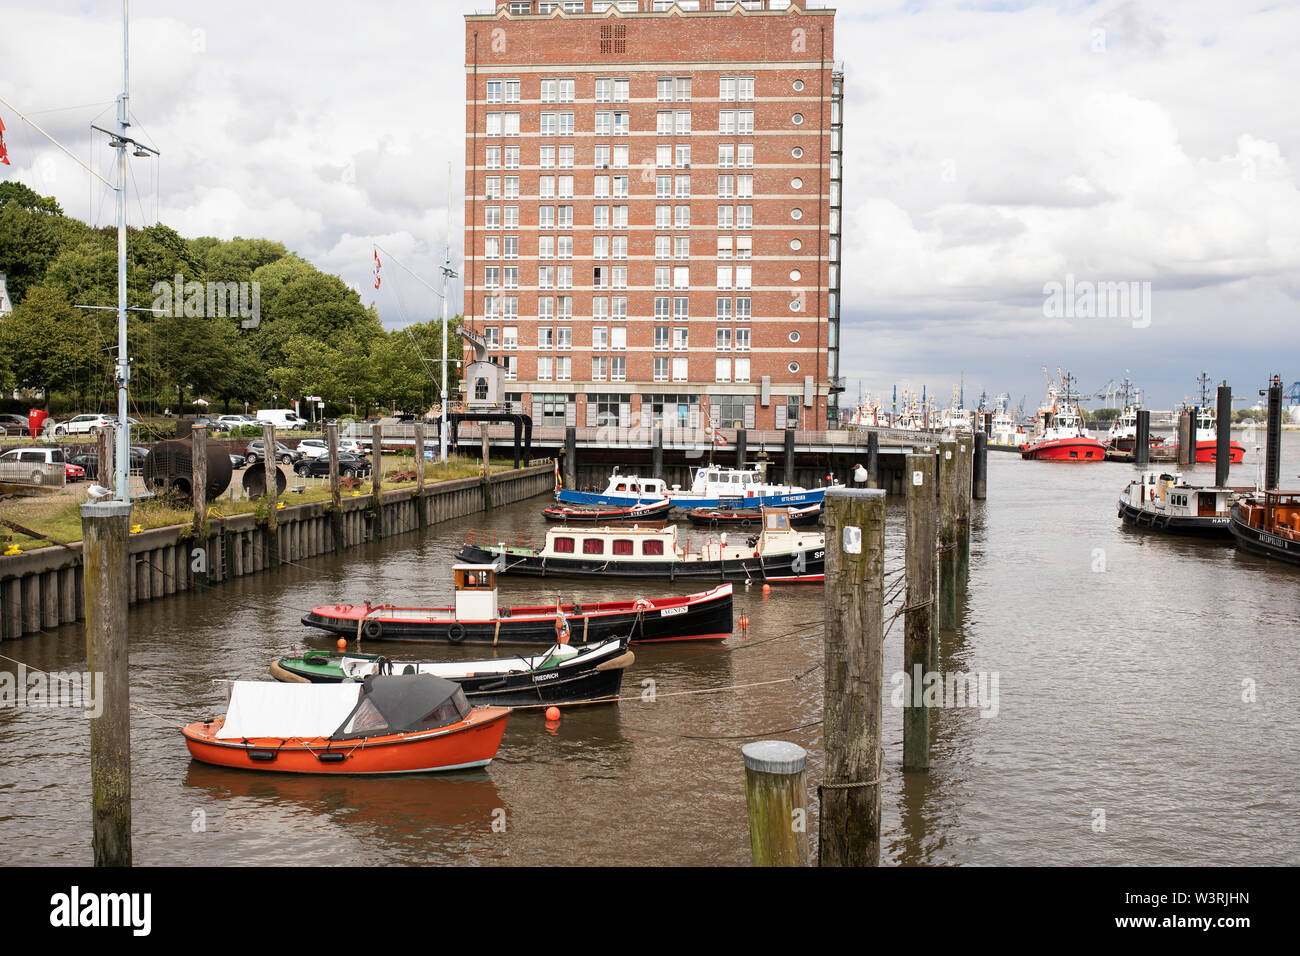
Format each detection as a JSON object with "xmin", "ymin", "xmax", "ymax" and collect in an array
[{"xmin": 0, "ymin": 464, "xmax": 553, "ymax": 640}]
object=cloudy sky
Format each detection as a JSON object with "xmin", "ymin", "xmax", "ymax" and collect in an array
[{"xmin": 2, "ymin": 0, "xmax": 1297, "ymax": 410}]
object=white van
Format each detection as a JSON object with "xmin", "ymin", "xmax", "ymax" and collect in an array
[{"xmin": 255, "ymin": 409, "xmax": 308, "ymax": 431}]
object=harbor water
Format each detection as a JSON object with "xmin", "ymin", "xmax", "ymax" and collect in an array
[{"xmin": 2, "ymin": 434, "xmax": 1298, "ymax": 865}]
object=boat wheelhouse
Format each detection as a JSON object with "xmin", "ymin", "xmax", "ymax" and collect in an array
[
  {"xmin": 1116, "ymin": 471, "xmax": 1235, "ymax": 538},
  {"xmin": 1021, "ymin": 374, "xmax": 1105, "ymax": 462},
  {"xmin": 459, "ymin": 508, "xmax": 825, "ymax": 583},
  {"xmin": 555, "ymin": 462, "xmax": 825, "ymax": 510}
]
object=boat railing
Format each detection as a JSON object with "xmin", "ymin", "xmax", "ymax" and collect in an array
[{"xmin": 464, "ymin": 529, "xmax": 545, "ymax": 552}]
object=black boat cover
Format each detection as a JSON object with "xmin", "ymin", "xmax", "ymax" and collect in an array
[{"xmin": 332, "ymin": 675, "xmax": 472, "ymax": 739}]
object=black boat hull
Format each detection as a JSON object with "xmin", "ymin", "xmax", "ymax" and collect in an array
[
  {"xmin": 686, "ymin": 507, "xmax": 821, "ymax": 529},
  {"xmin": 1229, "ymin": 515, "xmax": 1300, "ymax": 565},
  {"xmin": 457, "ymin": 543, "xmax": 824, "ymax": 583},
  {"xmin": 277, "ymin": 655, "xmax": 629, "ymax": 707},
  {"xmin": 1116, "ymin": 501, "xmax": 1232, "ymax": 539}
]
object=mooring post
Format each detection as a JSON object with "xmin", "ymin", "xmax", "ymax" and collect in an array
[
  {"xmin": 903, "ymin": 453, "xmax": 936, "ymax": 771},
  {"xmin": 937, "ymin": 440, "xmax": 959, "ymax": 629},
  {"xmin": 652, "ymin": 424, "xmax": 664, "ymax": 481},
  {"xmin": 972, "ymin": 432, "xmax": 988, "ymax": 500},
  {"xmin": 783, "ymin": 427, "xmax": 795, "ymax": 486},
  {"xmin": 564, "ymin": 425, "xmax": 577, "ymax": 489},
  {"xmin": 326, "ymin": 422, "xmax": 343, "ymax": 552},
  {"xmin": 262, "ymin": 423, "xmax": 280, "ymax": 568},
  {"xmin": 1177, "ymin": 410, "xmax": 1194, "ymax": 467},
  {"xmin": 371, "ymin": 423, "xmax": 384, "ymax": 538},
  {"xmin": 1216, "ymin": 384, "xmax": 1232, "ymax": 488},
  {"xmin": 820, "ymin": 486, "xmax": 885, "ymax": 867},
  {"xmin": 480, "ymin": 425, "xmax": 493, "ymax": 510},
  {"xmin": 1265, "ymin": 375, "xmax": 1282, "ymax": 490},
  {"xmin": 81, "ymin": 499, "xmax": 132, "ymax": 866},
  {"xmin": 96, "ymin": 424, "xmax": 115, "ymax": 494},
  {"xmin": 413, "ymin": 421, "xmax": 427, "ymax": 529},
  {"xmin": 742, "ymin": 740, "xmax": 809, "ymax": 867},
  {"xmin": 955, "ymin": 438, "xmax": 972, "ymax": 584},
  {"xmin": 736, "ymin": 428, "xmax": 748, "ymax": 469},
  {"xmin": 1135, "ymin": 409, "xmax": 1151, "ymax": 466},
  {"xmin": 191, "ymin": 425, "xmax": 208, "ymax": 532},
  {"xmin": 866, "ymin": 431, "xmax": 879, "ymax": 488}
]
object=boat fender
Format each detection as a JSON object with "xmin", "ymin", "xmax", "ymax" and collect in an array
[
  {"xmin": 316, "ymin": 751, "xmax": 347, "ymax": 763},
  {"xmin": 448, "ymin": 622, "xmax": 466, "ymax": 643},
  {"xmin": 634, "ymin": 598, "xmax": 653, "ymax": 612},
  {"xmin": 362, "ymin": 619, "xmax": 383, "ymax": 640}
]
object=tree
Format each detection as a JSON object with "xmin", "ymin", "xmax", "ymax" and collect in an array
[
  {"xmin": 0, "ymin": 286, "xmax": 105, "ymax": 406},
  {"xmin": 0, "ymin": 192, "xmax": 65, "ymax": 305}
]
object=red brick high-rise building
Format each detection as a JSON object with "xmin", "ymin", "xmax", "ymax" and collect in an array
[{"xmin": 462, "ymin": 0, "xmax": 843, "ymax": 433}]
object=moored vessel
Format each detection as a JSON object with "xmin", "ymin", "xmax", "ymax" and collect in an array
[
  {"xmin": 1116, "ymin": 470, "xmax": 1235, "ymax": 538},
  {"xmin": 1229, "ymin": 491, "xmax": 1300, "ymax": 565}
]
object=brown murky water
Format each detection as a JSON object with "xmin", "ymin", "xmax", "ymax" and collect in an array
[{"xmin": 2, "ymin": 434, "xmax": 1298, "ymax": 865}]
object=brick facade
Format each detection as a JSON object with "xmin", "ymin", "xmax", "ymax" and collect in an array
[{"xmin": 463, "ymin": 0, "xmax": 842, "ymax": 431}]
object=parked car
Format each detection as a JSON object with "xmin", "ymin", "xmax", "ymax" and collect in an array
[
  {"xmin": 229, "ymin": 453, "xmax": 247, "ymax": 469},
  {"xmin": 49, "ymin": 414, "xmax": 114, "ymax": 437},
  {"xmin": 68, "ymin": 446, "xmax": 149, "ymax": 479},
  {"xmin": 218, "ymin": 415, "xmax": 257, "ymax": 429},
  {"xmin": 255, "ymin": 408, "xmax": 308, "ymax": 431},
  {"xmin": 0, "ymin": 447, "xmax": 69, "ymax": 485},
  {"xmin": 294, "ymin": 452, "xmax": 371, "ymax": 479},
  {"xmin": 0, "ymin": 413, "xmax": 34, "ymax": 437},
  {"xmin": 192, "ymin": 416, "xmax": 231, "ymax": 433},
  {"xmin": 243, "ymin": 440, "xmax": 301, "ymax": 466},
  {"xmin": 296, "ymin": 438, "xmax": 330, "ymax": 458}
]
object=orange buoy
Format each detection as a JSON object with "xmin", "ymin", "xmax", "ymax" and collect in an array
[
  {"xmin": 761, "ymin": 583, "xmax": 771, "ymax": 596},
  {"xmin": 545, "ymin": 706, "xmax": 561, "ymax": 722},
  {"xmin": 336, "ymin": 638, "xmax": 347, "ymax": 650}
]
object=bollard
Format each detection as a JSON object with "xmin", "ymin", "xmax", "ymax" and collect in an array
[
  {"xmin": 81, "ymin": 499, "xmax": 132, "ymax": 867},
  {"xmin": 820, "ymin": 487, "xmax": 885, "ymax": 867},
  {"xmin": 742, "ymin": 740, "xmax": 809, "ymax": 867},
  {"xmin": 903, "ymin": 454, "xmax": 936, "ymax": 771},
  {"xmin": 937, "ymin": 440, "xmax": 959, "ymax": 630}
]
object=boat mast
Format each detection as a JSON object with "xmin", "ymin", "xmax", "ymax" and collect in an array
[{"xmin": 113, "ymin": 2, "xmax": 130, "ymax": 501}]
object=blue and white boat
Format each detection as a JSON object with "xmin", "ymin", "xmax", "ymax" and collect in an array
[{"xmin": 555, "ymin": 463, "xmax": 830, "ymax": 510}]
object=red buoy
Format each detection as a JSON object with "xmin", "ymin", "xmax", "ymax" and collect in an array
[
  {"xmin": 545, "ymin": 706, "xmax": 561, "ymax": 722},
  {"xmin": 336, "ymin": 638, "xmax": 347, "ymax": 651}
]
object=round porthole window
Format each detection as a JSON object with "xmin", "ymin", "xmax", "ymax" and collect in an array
[
  {"xmin": 788, "ymin": 361, "xmax": 800, "ymax": 373},
  {"xmin": 789, "ymin": 238, "xmax": 802, "ymax": 251},
  {"xmin": 789, "ymin": 269, "xmax": 802, "ymax": 282},
  {"xmin": 793, "ymin": 79, "xmax": 805, "ymax": 92},
  {"xmin": 791, "ymin": 208, "xmax": 803, "ymax": 220},
  {"xmin": 792, "ymin": 113, "xmax": 804, "ymax": 126},
  {"xmin": 791, "ymin": 146, "xmax": 803, "ymax": 159},
  {"xmin": 789, "ymin": 331, "xmax": 801, "ymax": 343},
  {"xmin": 789, "ymin": 299, "xmax": 802, "ymax": 312},
  {"xmin": 791, "ymin": 177, "xmax": 803, "ymax": 189}
]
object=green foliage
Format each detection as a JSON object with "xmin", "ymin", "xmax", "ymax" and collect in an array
[
  {"xmin": 1089, "ymin": 407, "xmax": 1122, "ymax": 422},
  {"xmin": 1234, "ymin": 408, "xmax": 1266, "ymax": 423},
  {"xmin": 0, "ymin": 286, "xmax": 105, "ymax": 403}
]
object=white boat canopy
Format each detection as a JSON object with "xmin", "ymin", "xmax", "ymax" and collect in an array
[{"xmin": 216, "ymin": 681, "xmax": 362, "ymax": 740}]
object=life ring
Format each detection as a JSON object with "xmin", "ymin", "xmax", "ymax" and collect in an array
[
  {"xmin": 634, "ymin": 598, "xmax": 653, "ymax": 612},
  {"xmin": 447, "ymin": 622, "xmax": 466, "ymax": 643},
  {"xmin": 362, "ymin": 619, "xmax": 383, "ymax": 640},
  {"xmin": 555, "ymin": 617, "xmax": 571, "ymax": 645}
]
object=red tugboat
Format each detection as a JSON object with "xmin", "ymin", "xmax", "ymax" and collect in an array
[{"xmin": 1020, "ymin": 371, "xmax": 1106, "ymax": 462}]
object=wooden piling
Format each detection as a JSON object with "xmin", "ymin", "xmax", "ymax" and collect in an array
[
  {"xmin": 1265, "ymin": 376, "xmax": 1282, "ymax": 490},
  {"xmin": 81, "ymin": 499, "xmax": 132, "ymax": 867},
  {"xmin": 903, "ymin": 453, "xmax": 936, "ymax": 771},
  {"xmin": 866, "ymin": 431, "xmax": 879, "ymax": 488},
  {"xmin": 191, "ymin": 425, "xmax": 208, "ymax": 532},
  {"xmin": 736, "ymin": 429, "xmax": 747, "ymax": 469},
  {"xmin": 783, "ymin": 427, "xmax": 795, "ymax": 486},
  {"xmin": 1177, "ymin": 410, "xmax": 1194, "ymax": 467},
  {"xmin": 481, "ymin": 427, "xmax": 493, "ymax": 511},
  {"xmin": 1216, "ymin": 385, "xmax": 1232, "ymax": 488},
  {"xmin": 564, "ymin": 425, "xmax": 577, "ymax": 489},
  {"xmin": 326, "ymin": 422, "xmax": 343, "ymax": 552},
  {"xmin": 652, "ymin": 425, "xmax": 664, "ymax": 480},
  {"xmin": 972, "ymin": 432, "xmax": 988, "ymax": 500},
  {"xmin": 955, "ymin": 438, "xmax": 972, "ymax": 584},
  {"xmin": 937, "ymin": 440, "xmax": 959, "ymax": 630},
  {"xmin": 96, "ymin": 424, "xmax": 115, "ymax": 493},
  {"xmin": 414, "ymin": 422, "xmax": 427, "ymax": 529},
  {"xmin": 262, "ymin": 424, "xmax": 279, "ymax": 568},
  {"xmin": 820, "ymin": 486, "xmax": 885, "ymax": 867},
  {"xmin": 371, "ymin": 423, "xmax": 384, "ymax": 538},
  {"xmin": 742, "ymin": 740, "xmax": 809, "ymax": 867}
]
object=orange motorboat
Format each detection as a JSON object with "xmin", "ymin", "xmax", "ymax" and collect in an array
[{"xmin": 182, "ymin": 674, "xmax": 509, "ymax": 775}]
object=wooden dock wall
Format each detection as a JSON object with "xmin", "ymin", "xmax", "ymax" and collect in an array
[{"xmin": 0, "ymin": 464, "xmax": 553, "ymax": 640}]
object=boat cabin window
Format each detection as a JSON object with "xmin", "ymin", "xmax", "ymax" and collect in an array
[
  {"xmin": 583, "ymin": 538, "xmax": 605, "ymax": 555},
  {"xmin": 615, "ymin": 482, "xmax": 628, "ymax": 491},
  {"xmin": 455, "ymin": 568, "xmax": 495, "ymax": 590},
  {"xmin": 613, "ymin": 539, "xmax": 634, "ymax": 555},
  {"xmin": 643, "ymin": 539, "xmax": 665, "ymax": 556},
  {"xmin": 766, "ymin": 512, "xmax": 789, "ymax": 530},
  {"xmin": 554, "ymin": 537, "xmax": 575, "ymax": 553}
]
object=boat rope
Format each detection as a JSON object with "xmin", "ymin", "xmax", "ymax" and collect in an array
[
  {"xmin": 611, "ymin": 664, "xmax": 821, "ymax": 705},
  {"xmin": 0, "ymin": 651, "xmax": 185, "ymax": 726},
  {"xmin": 616, "ymin": 717, "xmax": 823, "ymax": 746}
]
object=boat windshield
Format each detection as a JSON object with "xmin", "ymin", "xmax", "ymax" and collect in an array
[{"xmin": 332, "ymin": 675, "xmax": 471, "ymax": 740}]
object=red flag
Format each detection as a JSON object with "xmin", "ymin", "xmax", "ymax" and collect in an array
[
  {"xmin": 0, "ymin": 116, "xmax": 10, "ymax": 166},
  {"xmin": 372, "ymin": 249, "xmax": 382, "ymax": 289}
]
